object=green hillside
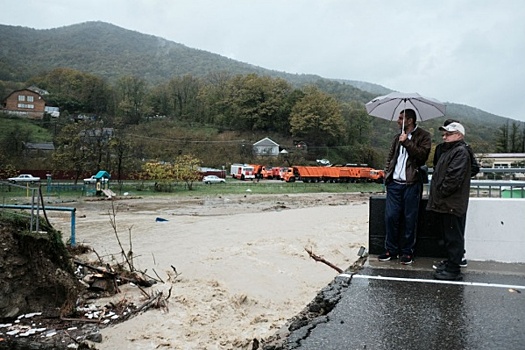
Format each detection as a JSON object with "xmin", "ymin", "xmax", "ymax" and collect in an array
[{"xmin": 0, "ymin": 115, "xmax": 53, "ymax": 142}]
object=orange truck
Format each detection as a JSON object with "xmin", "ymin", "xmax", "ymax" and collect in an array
[
  {"xmin": 250, "ymin": 164, "xmax": 264, "ymax": 179},
  {"xmin": 368, "ymin": 168, "xmax": 385, "ymax": 183},
  {"xmin": 250, "ymin": 164, "xmax": 283, "ymax": 180},
  {"xmin": 352, "ymin": 166, "xmax": 385, "ymax": 183},
  {"xmin": 278, "ymin": 167, "xmax": 288, "ymax": 180},
  {"xmin": 282, "ymin": 165, "xmax": 385, "ymax": 183},
  {"xmin": 283, "ymin": 166, "xmax": 325, "ymax": 182},
  {"xmin": 263, "ymin": 166, "xmax": 282, "ymax": 180}
]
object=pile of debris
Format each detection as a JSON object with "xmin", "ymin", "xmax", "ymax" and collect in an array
[{"xmin": 0, "ymin": 212, "xmax": 170, "ymax": 350}]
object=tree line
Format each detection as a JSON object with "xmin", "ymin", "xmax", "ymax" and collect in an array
[
  {"xmin": 1, "ymin": 67, "xmax": 523, "ymax": 185},
  {"xmin": 495, "ymin": 121, "xmax": 525, "ymax": 153},
  {"xmin": 1, "ymin": 68, "xmax": 379, "ymax": 182}
]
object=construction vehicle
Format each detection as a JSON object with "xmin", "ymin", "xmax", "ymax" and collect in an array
[
  {"xmin": 357, "ymin": 167, "xmax": 385, "ymax": 183},
  {"xmin": 250, "ymin": 164, "xmax": 282, "ymax": 180},
  {"xmin": 250, "ymin": 164, "xmax": 265, "ymax": 180},
  {"xmin": 265, "ymin": 167, "xmax": 282, "ymax": 180},
  {"xmin": 282, "ymin": 165, "xmax": 384, "ymax": 183},
  {"xmin": 278, "ymin": 167, "xmax": 288, "ymax": 180},
  {"xmin": 344, "ymin": 164, "xmax": 385, "ymax": 183},
  {"xmin": 230, "ymin": 164, "xmax": 255, "ymax": 180},
  {"xmin": 282, "ymin": 166, "xmax": 325, "ymax": 183}
]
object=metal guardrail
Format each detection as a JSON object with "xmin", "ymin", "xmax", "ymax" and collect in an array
[
  {"xmin": 0, "ymin": 204, "xmax": 77, "ymax": 245},
  {"xmin": 0, "ymin": 183, "xmax": 43, "ymax": 232},
  {"xmin": 470, "ymin": 180, "xmax": 525, "ymax": 198},
  {"xmin": 0, "ymin": 182, "xmax": 78, "ymax": 245},
  {"xmin": 477, "ymin": 168, "xmax": 525, "ymax": 181},
  {"xmin": 425, "ymin": 168, "xmax": 525, "ymax": 198},
  {"xmin": 423, "ymin": 180, "xmax": 525, "ymax": 198},
  {"xmin": 478, "ymin": 167, "xmax": 525, "ymax": 173}
]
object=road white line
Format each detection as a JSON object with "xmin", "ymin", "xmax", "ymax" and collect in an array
[{"xmin": 338, "ymin": 273, "xmax": 525, "ymax": 290}]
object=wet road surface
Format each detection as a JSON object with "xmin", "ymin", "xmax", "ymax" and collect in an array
[{"xmin": 281, "ymin": 257, "xmax": 525, "ymax": 350}]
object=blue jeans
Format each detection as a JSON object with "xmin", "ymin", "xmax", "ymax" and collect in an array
[{"xmin": 384, "ymin": 181, "xmax": 422, "ymax": 256}]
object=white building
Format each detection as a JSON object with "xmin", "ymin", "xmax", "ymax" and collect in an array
[
  {"xmin": 253, "ymin": 137, "xmax": 280, "ymax": 157},
  {"xmin": 475, "ymin": 153, "xmax": 525, "ymax": 168}
]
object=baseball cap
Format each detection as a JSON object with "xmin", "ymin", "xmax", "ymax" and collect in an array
[{"xmin": 439, "ymin": 122, "xmax": 465, "ymax": 136}]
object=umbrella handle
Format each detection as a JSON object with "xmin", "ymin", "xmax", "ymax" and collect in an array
[{"xmin": 402, "ymin": 100, "xmax": 406, "ymax": 133}]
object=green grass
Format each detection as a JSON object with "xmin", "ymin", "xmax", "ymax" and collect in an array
[
  {"xmin": 1, "ymin": 181, "xmax": 385, "ymax": 202},
  {"xmin": 0, "ymin": 115, "xmax": 53, "ymax": 142},
  {"xmin": 111, "ymin": 181, "xmax": 385, "ymax": 198},
  {"xmin": 190, "ymin": 181, "xmax": 384, "ymax": 195}
]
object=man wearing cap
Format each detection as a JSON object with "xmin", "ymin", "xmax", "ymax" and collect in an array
[
  {"xmin": 432, "ymin": 119, "xmax": 480, "ymax": 270},
  {"xmin": 427, "ymin": 122, "xmax": 472, "ymax": 280},
  {"xmin": 433, "ymin": 119, "xmax": 480, "ymax": 179}
]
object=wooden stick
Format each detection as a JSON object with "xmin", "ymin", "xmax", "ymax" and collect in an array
[
  {"xmin": 304, "ymin": 248, "xmax": 343, "ymax": 273},
  {"xmin": 60, "ymin": 317, "xmax": 102, "ymax": 324}
]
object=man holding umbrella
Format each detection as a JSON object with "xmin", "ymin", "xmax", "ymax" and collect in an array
[{"xmin": 379, "ymin": 108, "xmax": 431, "ymax": 264}]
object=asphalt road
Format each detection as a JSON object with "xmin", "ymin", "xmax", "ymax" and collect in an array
[{"xmin": 280, "ymin": 257, "xmax": 525, "ymax": 350}]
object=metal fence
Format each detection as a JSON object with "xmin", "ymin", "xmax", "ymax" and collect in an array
[
  {"xmin": 469, "ymin": 180, "xmax": 525, "ymax": 198},
  {"xmin": 469, "ymin": 168, "xmax": 525, "ymax": 198},
  {"xmin": 424, "ymin": 168, "xmax": 525, "ymax": 198}
]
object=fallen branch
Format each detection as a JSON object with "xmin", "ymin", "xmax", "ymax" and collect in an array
[
  {"xmin": 60, "ymin": 317, "xmax": 102, "ymax": 324},
  {"xmin": 136, "ymin": 293, "xmax": 162, "ymax": 313},
  {"xmin": 108, "ymin": 203, "xmax": 134, "ymax": 272},
  {"xmin": 120, "ymin": 292, "xmax": 164, "ymax": 321},
  {"xmin": 304, "ymin": 248, "xmax": 343, "ymax": 273},
  {"xmin": 74, "ymin": 259, "xmax": 116, "ymax": 276},
  {"xmin": 171, "ymin": 265, "xmax": 181, "ymax": 278},
  {"xmin": 73, "ymin": 259, "xmax": 154, "ymax": 287},
  {"xmin": 151, "ymin": 268, "xmax": 165, "ymax": 283},
  {"xmin": 93, "ymin": 249, "xmax": 104, "ymax": 265}
]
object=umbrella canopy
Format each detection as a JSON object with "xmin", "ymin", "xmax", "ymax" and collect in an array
[{"xmin": 365, "ymin": 92, "xmax": 446, "ymax": 122}]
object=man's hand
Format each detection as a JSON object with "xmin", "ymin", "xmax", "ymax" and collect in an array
[{"xmin": 399, "ymin": 132, "xmax": 408, "ymax": 143}]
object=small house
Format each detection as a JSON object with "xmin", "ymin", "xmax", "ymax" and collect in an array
[
  {"xmin": 253, "ymin": 137, "xmax": 280, "ymax": 157},
  {"xmin": 1, "ymin": 86, "xmax": 58, "ymax": 119},
  {"xmin": 23, "ymin": 142, "xmax": 55, "ymax": 156}
]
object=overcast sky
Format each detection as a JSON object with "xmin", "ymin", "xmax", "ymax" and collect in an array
[{"xmin": 2, "ymin": 0, "xmax": 525, "ymax": 122}]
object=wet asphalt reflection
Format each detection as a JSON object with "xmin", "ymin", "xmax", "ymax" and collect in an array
[{"xmin": 285, "ymin": 262, "xmax": 525, "ymax": 350}]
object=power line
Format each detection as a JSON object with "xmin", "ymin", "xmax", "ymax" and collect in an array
[{"xmin": 127, "ymin": 134, "xmax": 246, "ymax": 144}]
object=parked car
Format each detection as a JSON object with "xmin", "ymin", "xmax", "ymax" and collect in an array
[
  {"xmin": 7, "ymin": 174, "xmax": 41, "ymax": 184},
  {"xmin": 84, "ymin": 175, "xmax": 98, "ymax": 184},
  {"xmin": 202, "ymin": 175, "xmax": 226, "ymax": 184},
  {"xmin": 84, "ymin": 175, "xmax": 109, "ymax": 184}
]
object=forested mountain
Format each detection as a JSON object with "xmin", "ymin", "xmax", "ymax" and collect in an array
[
  {"xmin": 0, "ymin": 21, "xmax": 523, "ymax": 177},
  {"xmin": 0, "ymin": 21, "xmax": 516, "ymax": 128},
  {"xmin": 0, "ymin": 22, "xmax": 330, "ymax": 87}
]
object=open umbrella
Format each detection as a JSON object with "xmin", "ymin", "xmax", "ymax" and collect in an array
[{"xmin": 365, "ymin": 92, "xmax": 446, "ymax": 122}]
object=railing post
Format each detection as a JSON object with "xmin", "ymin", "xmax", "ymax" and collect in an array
[
  {"xmin": 30, "ymin": 189, "xmax": 35, "ymax": 232},
  {"xmin": 70, "ymin": 208, "xmax": 76, "ymax": 246}
]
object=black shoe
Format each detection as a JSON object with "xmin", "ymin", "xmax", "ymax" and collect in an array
[
  {"xmin": 432, "ymin": 260, "xmax": 447, "ymax": 272},
  {"xmin": 378, "ymin": 251, "xmax": 398, "ymax": 261},
  {"xmin": 434, "ymin": 270, "xmax": 462, "ymax": 281},
  {"xmin": 434, "ymin": 259, "xmax": 467, "ymax": 270},
  {"xmin": 400, "ymin": 254, "xmax": 413, "ymax": 265}
]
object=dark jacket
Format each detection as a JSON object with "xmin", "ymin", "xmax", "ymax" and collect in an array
[
  {"xmin": 385, "ymin": 126, "xmax": 432, "ymax": 185},
  {"xmin": 427, "ymin": 140, "xmax": 472, "ymax": 216},
  {"xmin": 434, "ymin": 142, "xmax": 480, "ymax": 178}
]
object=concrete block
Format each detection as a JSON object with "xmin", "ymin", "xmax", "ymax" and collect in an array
[
  {"xmin": 465, "ymin": 198, "xmax": 525, "ymax": 263},
  {"xmin": 368, "ymin": 196, "xmax": 525, "ymax": 263}
]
